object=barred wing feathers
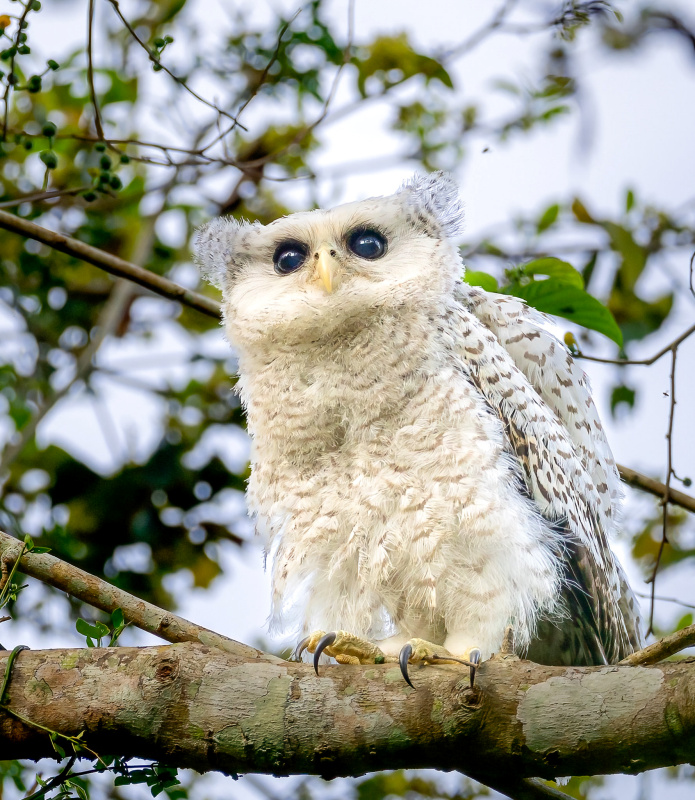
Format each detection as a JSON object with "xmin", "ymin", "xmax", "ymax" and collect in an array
[{"xmin": 453, "ymin": 284, "xmax": 642, "ymax": 664}]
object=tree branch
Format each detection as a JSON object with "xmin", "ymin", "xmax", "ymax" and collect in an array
[
  {"xmin": 0, "ymin": 209, "xmax": 221, "ymax": 319},
  {"xmin": 619, "ymin": 621, "xmax": 695, "ymax": 666},
  {"xmin": 0, "ymin": 530, "xmax": 268, "ymax": 661},
  {"xmin": 1, "ymin": 644, "xmax": 693, "ymax": 781},
  {"xmin": 617, "ymin": 464, "xmax": 695, "ymax": 514}
]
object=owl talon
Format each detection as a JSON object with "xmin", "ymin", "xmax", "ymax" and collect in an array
[
  {"xmin": 399, "ymin": 642, "xmax": 415, "ymax": 688},
  {"xmin": 313, "ymin": 631, "xmax": 337, "ymax": 675},
  {"xmin": 468, "ymin": 647, "xmax": 481, "ymax": 687},
  {"xmin": 398, "ymin": 638, "xmax": 481, "ymax": 688},
  {"xmin": 292, "ymin": 635, "xmax": 311, "ymax": 662}
]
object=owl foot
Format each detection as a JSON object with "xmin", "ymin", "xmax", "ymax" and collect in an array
[
  {"xmin": 398, "ymin": 639, "xmax": 481, "ymax": 688},
  {"xmin": 293, "ymin": 630, "xmax": 387, "ymax": 673}
]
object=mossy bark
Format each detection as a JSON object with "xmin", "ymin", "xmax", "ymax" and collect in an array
[{"xmin": 1, "ymin": 643, "xmax": 693, "ymax": 779}]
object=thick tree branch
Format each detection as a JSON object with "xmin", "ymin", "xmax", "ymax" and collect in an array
[
  {"xmin": 1, "ymin": 644, "xmax": 693, "ymax": 781},
  {"xmin": 0, "ymin": 530, "xmax": 269, "ymax": 661}
]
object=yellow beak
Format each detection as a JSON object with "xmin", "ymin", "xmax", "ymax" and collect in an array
[{"xmin": 315, "ymin": 244, "xmax": 340, "ymax": 293}]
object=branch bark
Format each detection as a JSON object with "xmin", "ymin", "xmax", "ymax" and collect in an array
[
  {"xmin": 617, "ymin": 463, "xmax": 695, "ymax": 514},
  {"xmin": 0, "ymin": 530, "xmax": 267, "ymax": 661},
  {"xmin": 1, "ymin": 643, "xmax": 693, "ymax": 781},
  {"xmin": 0, "ymin": 209, "xmax": 221, "ymax": 319}
]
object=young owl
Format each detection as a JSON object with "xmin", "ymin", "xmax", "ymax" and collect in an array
[{"xmin": 196, "ymin": 173, "xmax": 642, "ymax": 685}]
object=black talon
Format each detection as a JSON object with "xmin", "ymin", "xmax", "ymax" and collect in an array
[
  {"xmin": 399, "ymin": 643, "xmax": 415, "ymax": 688},
  {"xmin": 469, "ymin": 648, "xmax": 481, "ymax": 687},
  {"xmin": 292, "ymin": 636, "xmax": 311, "ymax": 662},
  {"xmin": 313, "ymin": 632, "xmax": 336, "ymax": 676}
]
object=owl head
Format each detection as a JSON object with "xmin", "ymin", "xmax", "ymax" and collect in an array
[{"xmin": 195, "ymin": 172, "xmax": 465, "ymax": 350}]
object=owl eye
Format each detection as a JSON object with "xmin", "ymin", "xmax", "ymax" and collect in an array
[
  {"xmin": 273, "ymin": 241, "xmax": 308, "ymax": 275},
  {"xmin": 347, "ymin": 229, "xmax": 387, "ymax": 260}
]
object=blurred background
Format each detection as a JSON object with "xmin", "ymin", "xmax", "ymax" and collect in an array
[{"xmin": 1, "ymin": 0, "xmax": 694, "ymax": 798}]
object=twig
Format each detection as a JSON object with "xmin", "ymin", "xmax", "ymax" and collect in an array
[
  {"xmin": 86, "ymin": 0, "xmax": 104, "ymax": 140},
  {"xmin": 2, "ymin": 0, "xmax": 34, "ymax": 140},
  {"xmin": 635, "ymin": 591, "xmax": 695, "ymax": 611},
  {"xmin": 0, "ymin": 616, "xmax": 10, "ymax": 624},
  {"xmin": 0, "ymin": 530, "xmax": 270, "ymax": 660},
  {"xmin": 646, "ymin": 346, "xmax": 678, "ymax": 635},
  {"xmin": 576, "ymin": 321, "xmax": 695, "ymax": 366},
  {"xmin": 443, "ymin": 0, "xmax": 520, "ymax": 61},
  {"xmin": 0, "ymin": 209, "xmax": 221, "ymax": 319},
  {"xmin": 617, "ymin": 464, "xmax": 695, "ymax": 514},
  {"xmin": 0, "ymin": 187, "xmax": 91, "ymax": 208},
  {"xmin": 469, "ymin": 773, "xmax": 574, "ymax": 800},
  {"xmin": 223, "ymin": 0, "xmax": 356, "ymax": 173},
  {"xmin": 619, "ymin": 621, "xmax": 695, "ymax": 666},
  {"xmin": 22, "ymin": 756, "xmax": 77, "ymax": 800},
  {"xmin": 105, "ymin": 0, "xmax": 245, "ymax": 132}
]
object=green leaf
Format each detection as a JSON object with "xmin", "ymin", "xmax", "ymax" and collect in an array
[
  {"xmin": 462, "ymin": 270, "xmax": 498, "ymax": 292},
  {"xmin": 676, "ymin": 613, "xmax": 693, "ymax": 631},
  {"xmin": 610, "ymin": 384, "xmax": 636, "ymax": 417},
  {"xmin": 111, "ymin": 607, "xmax": 125, "ymax": 629},
  {"xmin": 76, "ymin": 618, "xmax": 109, "ymax": 642},
  {"xmin": 571, "ymin": 197, "xmax": 595, "ymax": 223},
  {"xmin": 537, "ymin": 203, "xmax": 559, "ymax": 233},
  {"xmin": 625, "ymin": 188, "xmax": 635, "ymax": 213},
  {"xmin": 519, "ymin": 257, "xmax": 584, "ymax": 289},
  {"xmin": 504, "ymin": 282, "xmax": 623, "ymax": 346}
]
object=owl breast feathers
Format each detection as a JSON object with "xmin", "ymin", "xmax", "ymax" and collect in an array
[{"xmin": 196, "ymin": 172, "xmax": 642, "ymax": 666}]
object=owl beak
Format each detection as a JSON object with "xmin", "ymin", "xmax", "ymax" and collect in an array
[{"xmin": 315, "ymin": 244, "xmax": 340, "ymax": 294}]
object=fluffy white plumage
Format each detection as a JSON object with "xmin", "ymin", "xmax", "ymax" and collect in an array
[{"xmin": 197, "ymin": 173, "xmax": 642, "ymax": 665}]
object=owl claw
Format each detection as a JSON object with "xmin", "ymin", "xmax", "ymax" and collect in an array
[
  {"xmin": 398, "ymin": 638, "xmax": 481, "ymax": 688},
  {"xmin": 292, "ymin": 635, "xmax": 311, "ymax": 662},
  {"xmin": 468, "ymin": 647, "xmax": 481, "ymax": 687},
  {"xmin": 313, "ymin": 631, "xmax": 337, "ymax": 675},
  {"xmin": 398, "ymin": 642, "xmax": 415, "ymax": 687}
]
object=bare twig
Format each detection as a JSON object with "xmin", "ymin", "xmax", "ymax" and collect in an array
[
  {"xmin": 0, "ymin": 187, "xmax": 91, "ymax": 208},
  {"xmin": 0, "ymin": 530, "xmax": 270, "ymax": 660},
  {"xmin": 619, "ymin": 621, "xmax": 695, "ymax": 666},
  {"xmin": 0, "ymin": 209, "xmax": 221, "ymax": 319},
  {"xmin": 576, "ymin": 321, "xmax": 695, "ymax": 366},
  {"xmin": 635, "ymin": 591, "xmax": 695, "ymax": 611},
  {"xmin": 86, "ymin": 0, "xmax": 104, "ymax": 140},
  {"xmin": 646, "ymin": 346, "xmax": 678, "ymax": 635},
  {"xmin": 219, "ymin": 0, "xmax": 356, "ymax": 174},
  {"xmin": 443, "ymin": 0, "xmax": 520, "ymax": 61},
  {"xmin": 105, "ymin": 0, "xmax": 245, "ymax": 132}
]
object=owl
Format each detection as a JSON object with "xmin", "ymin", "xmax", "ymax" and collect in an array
[{"xmin": 196, "ymin": 173, "xmax": 642, "ymax": 685}]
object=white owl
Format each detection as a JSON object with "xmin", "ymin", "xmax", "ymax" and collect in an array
[{"xmin": 196, "ymin": 173, "xmax": 642, "ymax": 685}]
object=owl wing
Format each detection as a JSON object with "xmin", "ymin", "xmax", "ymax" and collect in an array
[{"xmin": 452, "ymin": 284, "xmax": 643, "ymax": 664}]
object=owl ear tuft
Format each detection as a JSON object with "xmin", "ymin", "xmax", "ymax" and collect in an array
[
  {"xmin": 398, "ymin": 171, "xmax": 464, "ymax": 239},
  {"xmin": 194, "ymin": 217, "xmax": 246, "ymax": 292}
]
